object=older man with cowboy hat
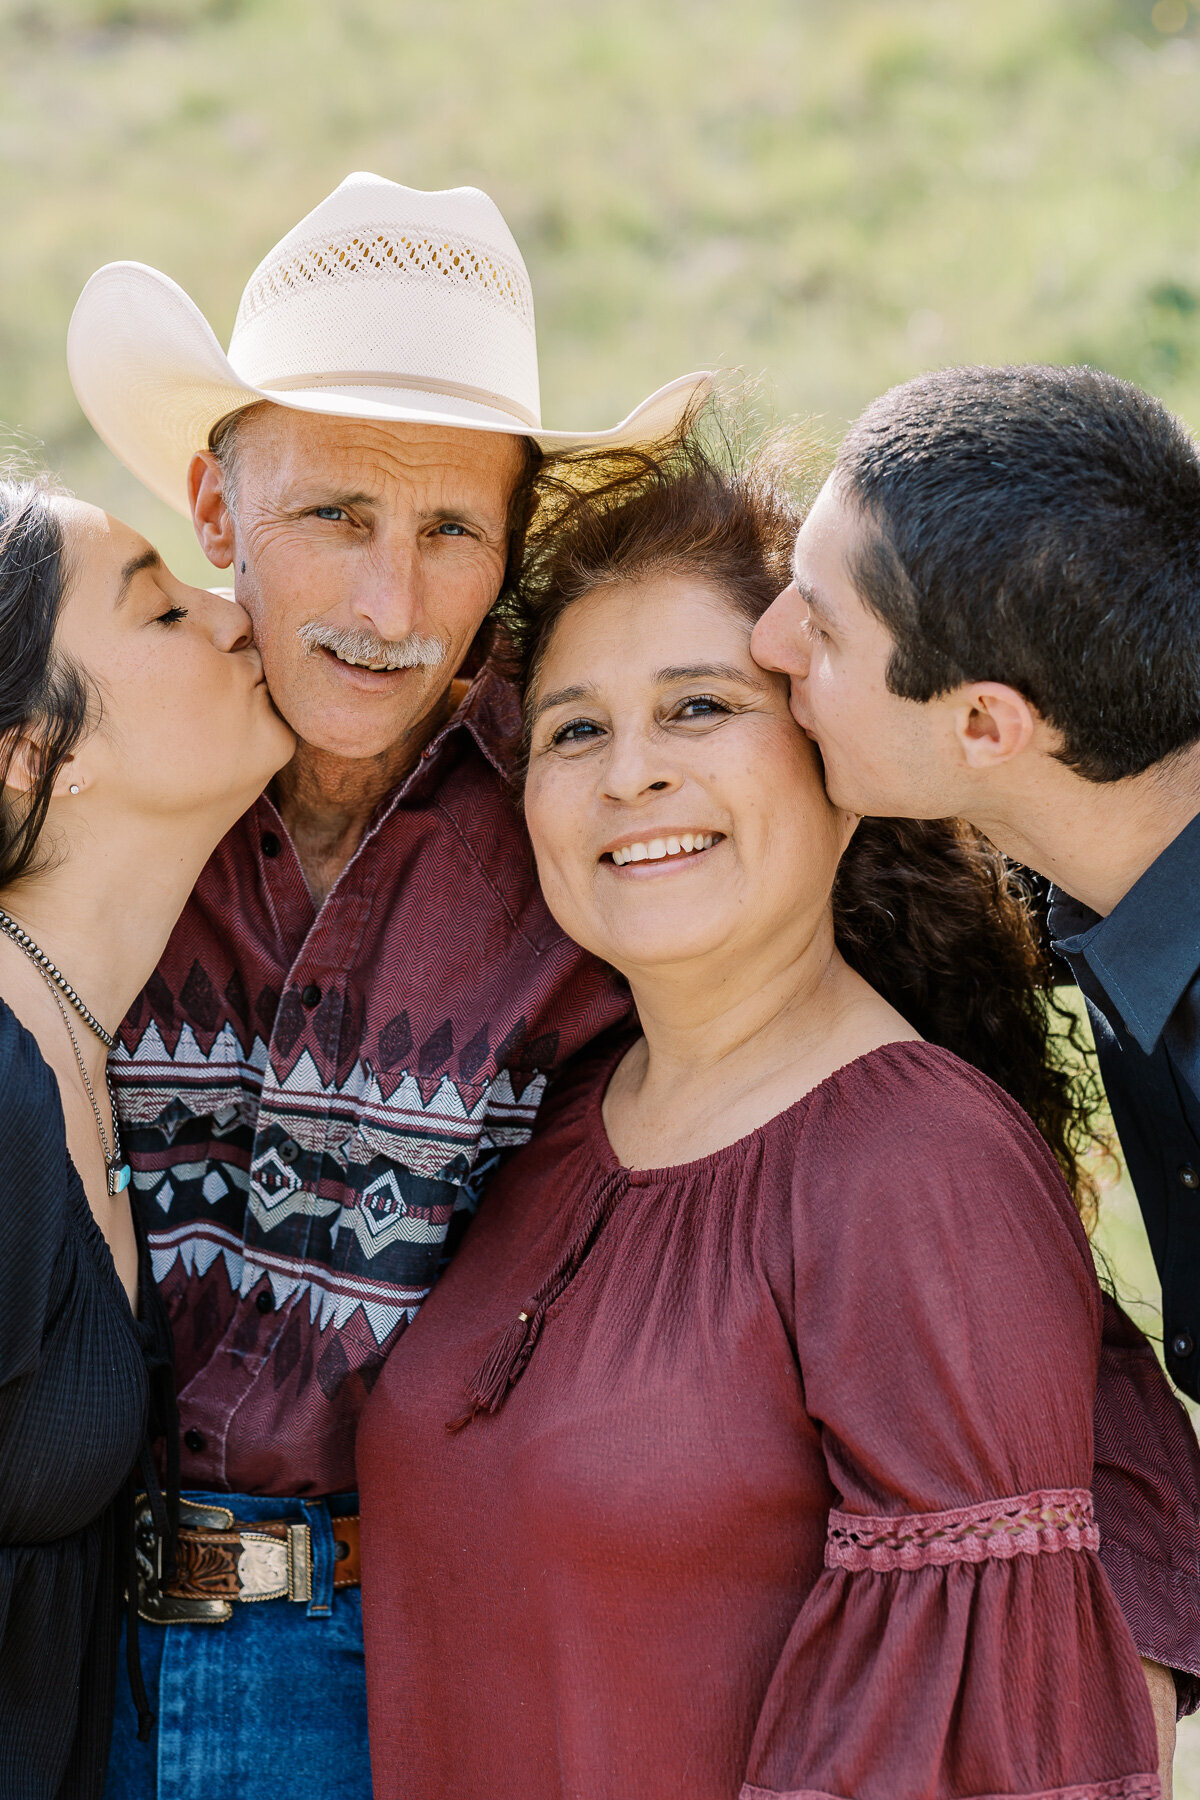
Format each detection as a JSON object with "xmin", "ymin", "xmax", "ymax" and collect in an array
[{"xmin": 67, "ymin": 170, "xmax": 708, "ymax": 1798}]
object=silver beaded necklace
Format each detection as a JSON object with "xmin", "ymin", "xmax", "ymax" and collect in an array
[{"xmin": 0, "ymin": 905, "xmax": 131, "ymax": 1196}]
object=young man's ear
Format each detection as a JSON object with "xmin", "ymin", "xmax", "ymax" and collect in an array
[
  {"xmin": 951, "ymin": 683, "xmax": 1038, "ymax": 770},
  {"xmin": 189, "ymin": 451, "xmax": 236, "ymax": 571}
]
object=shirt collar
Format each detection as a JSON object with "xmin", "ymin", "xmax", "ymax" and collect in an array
[
  {"xmin": 256, "ymin": 666, "xmax": 522, "ymax": 844},
  {"xmin": 424, "ymin": 665, "xmax": 520, "ymax": 784},
  {"xmin": 372, "ymin": 664, "xmax": 521, "ymax": 818},
  {"xmin": 1048, "ymin": 808, "xmax": 1200, "ymax": 1054}
]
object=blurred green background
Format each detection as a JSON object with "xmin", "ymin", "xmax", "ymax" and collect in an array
[
  {"xmin": 6, "ymin": 0, "xmax": 1200, "ymax": 1782},
  {"xmin": 8, "ymin": 0, "xmax": 1200, "ymax": 573}
]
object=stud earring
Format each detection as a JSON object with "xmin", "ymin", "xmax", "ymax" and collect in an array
[{"xmin": 68, "ymin": 784, "xmax": 80, "ymax": 795}]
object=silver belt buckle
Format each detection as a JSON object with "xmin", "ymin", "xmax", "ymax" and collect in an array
[
  {"xmin": 134, "ymin": 1493, "xmax": 235, "ymax": 1625},
  {"xmin": 236, "ymin": 1524, "xmax": 313, "ymax": 1603}
]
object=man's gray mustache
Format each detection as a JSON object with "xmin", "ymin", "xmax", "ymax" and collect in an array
[{"xmin": 297, "ymin": 622, "xmax": 447, "ymax": 670}]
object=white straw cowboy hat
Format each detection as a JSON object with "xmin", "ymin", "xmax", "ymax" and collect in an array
[{"xmin": 68, "ymin": 171, "xmax": 712, "ymax": 516}]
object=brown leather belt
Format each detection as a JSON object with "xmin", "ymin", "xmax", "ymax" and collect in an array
[{"xmin": 134, "ymin": 1496, "xmax": 361, "ymax": 1625}]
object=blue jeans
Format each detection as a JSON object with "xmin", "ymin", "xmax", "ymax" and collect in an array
[{"xmin": 105, "ymin": 1492, "xmax": 369, "ymax": 1800}]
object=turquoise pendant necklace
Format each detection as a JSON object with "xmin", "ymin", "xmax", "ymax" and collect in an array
[{"xmin": 0, "ymin": 906, "xmax": 131, "ymax": 1196}]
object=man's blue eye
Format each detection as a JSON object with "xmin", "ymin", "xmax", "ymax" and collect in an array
[
  {"xmin": 314, "ymin": 506, "xmax": 345, "ymax": 521},
  {"xmin": 436, "ymin": 522, "xmax": 468, "ymax": 537}
]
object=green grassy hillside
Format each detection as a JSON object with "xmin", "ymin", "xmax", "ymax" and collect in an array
[{"xmin": 6, "ymin": 0, "xmax": 1200, "ymax": 581}]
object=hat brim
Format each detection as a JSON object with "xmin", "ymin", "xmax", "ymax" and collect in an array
[{"xmin": 67, "ymin": 261, "xmax": 712, "ymax": 517}]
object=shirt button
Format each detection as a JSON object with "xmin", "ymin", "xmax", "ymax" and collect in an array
[
  {"xmin": 1179, "ymin": 1165, "xmax": 1200, "ymax": 1190},
  {"xmin": 1172, "ymin": 1332, "xmax": 1195, "ymax": 1360},
  {"xmin": 256, "ymin": 1289, "xmax": 274, "ymax": 1314},
  {"xmin": 300, "ymin": 983, "xmax": 322, "ymax": 1009},
  {"xmin": 278, "ymin": 1140, "xmax": 300, "ymax": 1164},
  {"xmin": 261, "ymin": 832, "xmax": 281, "ymax": 858},
  {"xmin": 184, "ymin": 1428, "xmax": 206, "ymax": 1453}
]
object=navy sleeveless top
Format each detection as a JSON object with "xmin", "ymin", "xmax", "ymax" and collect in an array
[{"xmin": 0, "ymin": 999, "xmax": 174, "ymax": 1799}]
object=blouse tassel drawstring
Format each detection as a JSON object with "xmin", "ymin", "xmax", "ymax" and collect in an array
[{"xmin": 450, "ymin": 1169, "xmax": 628, "ymax": 1430}]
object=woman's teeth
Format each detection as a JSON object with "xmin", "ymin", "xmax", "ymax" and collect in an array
[{"xmin": 610, "ymin": 833, "xmax": 718, "ymax": 866}]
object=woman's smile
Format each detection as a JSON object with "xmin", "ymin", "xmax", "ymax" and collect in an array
[{"xmin": 602, "ymin": 831, "xmax": 724, "ymax": 869}]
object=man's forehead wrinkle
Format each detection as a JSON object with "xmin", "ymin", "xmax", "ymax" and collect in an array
[
  {"xmin": 249, "ymin": 445, "xmax": 509, "ymax": 524},
  {"xmin": 244, "ymin": 408, "xmax": 519, "ymax": 474},
  {"xmin": 231, "ymin": 409, "xmax": 524, "ymax": 537}
]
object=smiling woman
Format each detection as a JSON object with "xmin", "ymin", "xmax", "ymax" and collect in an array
[
  {"xmin": 358, "ymin": 429, "xmax": 1182, "ymax": 1800},
  {"xmin": 0, "ymin": 473, "xmax": 293, "ymax": 1799},
  {"xmin": 524, "ymin": 568, "xmax": 857, "ymax": 1007},
  {"xmin": 510, "ymin": 429, "xmax": 1103, "ymax": 1201}
]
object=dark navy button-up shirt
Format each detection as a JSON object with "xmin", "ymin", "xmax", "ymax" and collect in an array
[{"xmin": 1049, "ymin": 808, "xmax": 1200, "ymax": 1401}]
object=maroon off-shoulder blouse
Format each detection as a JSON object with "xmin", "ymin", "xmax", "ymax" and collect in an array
[{"xmin": 358, "ymin": 1040, "xmax": 1160, "ymax": 1800}]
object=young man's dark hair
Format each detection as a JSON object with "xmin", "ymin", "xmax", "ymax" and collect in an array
[{"xmin": 837, "ymin": 363, "xmax": 1200, "ymax": 782}]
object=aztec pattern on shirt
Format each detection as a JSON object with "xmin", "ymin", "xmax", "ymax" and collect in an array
[{"xmin": 113, "ymin": 671, "xmax": 627, "ymax": 1496}]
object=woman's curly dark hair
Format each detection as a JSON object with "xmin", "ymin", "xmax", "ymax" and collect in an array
[{"xmin": 504, "ymin": 416, "xmax": 1106, "ymax": 1221}]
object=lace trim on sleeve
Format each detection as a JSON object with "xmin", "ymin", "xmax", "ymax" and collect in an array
[
  {"xmin": 825, "ymin": 1487, "xmax": 1099, "ymax": 1573},
  {"xmin": 740, "ymin": 1776, "xmax": 1160, "ymax": 1799}
]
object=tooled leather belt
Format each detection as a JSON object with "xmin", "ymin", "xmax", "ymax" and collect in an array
[{"xmin": 134, "ymin": 1495, "xmax": 361, "ymax": 1624}]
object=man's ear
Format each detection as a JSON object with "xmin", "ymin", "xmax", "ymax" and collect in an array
[
  {"xmin": 951, "ymin": 682, "xmax": 1038, "ymax": 770},
  {"xmin": 189, "ymin": 451, "xmax": 236, "ymax": 570}
]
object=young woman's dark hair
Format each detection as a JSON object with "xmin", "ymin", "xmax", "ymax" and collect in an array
[
  {"xmin": 0, "ymin": 476, "xmax": 92, "ymax": 891},
  {"xmin": 505, "ymin": 425, "xmax": 1104, "ymax": 1219}
]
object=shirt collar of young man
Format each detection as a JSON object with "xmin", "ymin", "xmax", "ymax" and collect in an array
[{"xmin": 1050, "ymin": 807, "xmax": 1200, "ymax": 1399}]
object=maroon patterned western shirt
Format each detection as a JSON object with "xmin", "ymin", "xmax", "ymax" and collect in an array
[{"xmin": 112, "ymin": 670, "xmax": 626, "ymax": 1496}]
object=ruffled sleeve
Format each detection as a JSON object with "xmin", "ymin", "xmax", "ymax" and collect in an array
[
  {"xmin": 743, "ymin": 1044, "xmax": 1160, "ymax": 1800},
  {"xmin": 0, "ymin": 1001, "xmax": 71, "ymax": 1388},
  {"xmin": 1093, "ymin": 1290, "xmax": 1200, "ymax": 1714}
]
